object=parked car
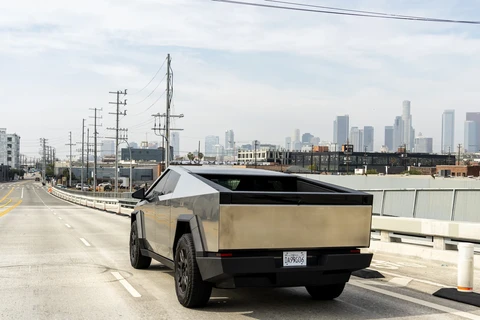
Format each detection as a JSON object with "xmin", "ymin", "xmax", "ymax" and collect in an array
[
  {"xmin": 76, "ymin": 183, "xmax": 82, "ymax": 190},
  {"xmin": 82, "ymin": 185, "xmax": 92, "ymax": 191},
  {"xmin": 129, "ymin": 166, "xmax": 373, "ymax": 308},
  {"xmin": 56, "ymin": 184, "xmax": 67, "ymax": 189}
]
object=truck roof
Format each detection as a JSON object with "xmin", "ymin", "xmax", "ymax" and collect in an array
[{"xmin": 177, "ymin": 166, "xmax": 287, "ymax": 176}]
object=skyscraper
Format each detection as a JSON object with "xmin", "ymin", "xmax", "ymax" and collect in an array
[
  {"xmin": 205, "ymin": 135, "xmax": 220, "ymax": 157},
  {"xmin": 302, "ymin": 133, "xmax": 313, "ymax": 144},
  {"xmin": 292, "ymin": 129, "xmax": 302, "ymax": 150},
  {"xmin": 441, "ymin": 110, "xmax": 455, "ymax": 154},
  {"xmin": 333, "ymin": 115, "xmax": 349, "ymax": 147},
  {"xmin": 101, "ymin": 140, "xmax": 115, "ymax": 157},
  {"xmin": 414, "ymin": 133, "xmax": 433, "ymax": 153},
  {"xmin": 466, "ymin": 112, "xmax": 480, "ymax": 152},
  {"xmin": 402, "ymin": 101, "xmax": 413, "ymax": 151},
  {"xmin": 171, "ymin": 132, "xmax": 180, "ymax": 157},
  {"xmin": 384, "ymin": 126, "xmax": 394, "ymax": 151},
  {"xmin": 393, "ymin": 116, "xmax": 404, "ymax": 151},
  {"xmin": 464, "ymin": 121, "xmax": 477, "ymax": 153},
  {"xmin": 363, "ymin": 126, "xmax": 374, "ymax": 152},
  {"xmin": 285, "ymin": 137, "xmax": 291, "ymax": 150},
  {"xmin": 225, "ymin": 130, "xmax": 234, "ymax": 149},
  {"xmin": 350, "ymin": 127, "xmax": 363, "ymax": 152}
]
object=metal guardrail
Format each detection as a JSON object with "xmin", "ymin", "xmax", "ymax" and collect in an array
[
  {"xmin": 51, "ymin": 187, "xmax": 137, "ymax": 215},
  {"xmin": 55, "ymin": 187, "xmax": 133, "ymax": 199}
]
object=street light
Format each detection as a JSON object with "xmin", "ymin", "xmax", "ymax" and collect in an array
[{"xmin": 119, "ymin": 139, "xmax": 133, "ymax": 192}]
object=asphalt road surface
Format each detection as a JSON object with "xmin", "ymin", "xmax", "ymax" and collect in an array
[{"xmin": 1, "ymin": 179, "xmax": 479, "ymax": 320}]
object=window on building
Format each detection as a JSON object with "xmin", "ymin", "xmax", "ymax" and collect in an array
[
  {"xmin": 7, "ymin": 137, "xmax": 12, "ymax": 142},
  {"xmin": 7, "ymin": 157, "xmax": 12, "ymax": 161},
  {"xmin": 7, "ymin": 151, "xmax": 11, "ymax": 155},
  {"xmin": 7, "ymin": 144, "xmax": 11, "ymax": 148}
]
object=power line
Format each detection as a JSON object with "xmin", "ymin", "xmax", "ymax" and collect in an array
[
  {"xmin": 129, "ymin": 73, "xmax": 167, "ymax": 106},
  {"xmin": 129, "ymin": 90, "xmax": 166, "ymax": 116},
  {"xmin": 212, "ymin": 0, "xmax": 480, "ymax": 24},
  {"xmin": 129, "ymin": 57, "xmax": 167, "ymax": 95},
  {"xmin": 264, "ymin": 0, "xmax": 431, "ymax": 19}
]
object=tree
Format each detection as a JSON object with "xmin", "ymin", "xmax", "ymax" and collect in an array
[
  {"xmin": 198, "ymin": 152, "xmax": 204, "ymax": 160},
  {"xmin": 187, "ymin": 152, "xmax": 195, "ymax": 161},
  {"xmin": 62, "ymin": 168, "xmax": 76, "ymax": 180}
]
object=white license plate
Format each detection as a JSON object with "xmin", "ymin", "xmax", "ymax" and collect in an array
[{"xmin": 283, "ymin": 251, "xmax": 307, "ymax": 267}]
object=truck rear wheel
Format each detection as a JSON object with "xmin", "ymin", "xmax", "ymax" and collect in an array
[
  {"xmin": 130, "ymin": 221, "xmax": 152, "ymax": 269},
  {"xmin": 174, "ymin": 233, "xmax": 212, "ymax": 308},
  {"xmin": 306, "ymin": 283, "xmax": 346, "ymax": 300}
]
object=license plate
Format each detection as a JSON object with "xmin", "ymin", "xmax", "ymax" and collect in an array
[{"xmin": 283, "ymin": 251, "xmax": 307, "ymax": 267}]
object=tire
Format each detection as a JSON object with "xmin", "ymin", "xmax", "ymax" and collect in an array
[
  {"xmin": 174, "ymin": 233, "xmax": 212, "ymax": 308},
  {"xmin": 130, "ymin": 220, "xmax": 152, "ymax": 269},
  {"xmin": 306, "ymin": 282, "xmax": 346, "ymax": 300}
]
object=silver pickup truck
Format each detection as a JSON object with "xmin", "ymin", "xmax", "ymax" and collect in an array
[{"xmin": 129, "ymin": 166, "xmax": 373, "ymax": 308}]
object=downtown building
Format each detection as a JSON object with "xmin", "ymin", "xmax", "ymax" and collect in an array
[
  {"xmin": 384, "ymin": 126, "xmax": 394, "ymax": 151},
  {"xmin": 333, "ymin": 115, "xmax": 349, "ymax": 151},
  {"xmin": 465, "ymin": 112, "xmax": 480, "ymax": 153},
  {"xmin": 171, "ymin": 132, "xmax": 180, "ymax": 157},
  {"xmin": 350, "ymin": 127, "xmax": 364, "ymax": 152},
  {"xmin": 205, "ymin": 135, "xmax": 220, "ymax": 157},
  {"xmin": 0, "ymin": 128, "xmax": 21, "ymax": 169},
  {"xmin": 414, "ymin": 133, "xmax": 433, "ymax": 153},
  {"xmin": 441, "ymin": 110, "xmax": 455, "ymax": 154}
]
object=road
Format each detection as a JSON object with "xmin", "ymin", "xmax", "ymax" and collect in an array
[{"xmin": 1, "ymin": 179, "xmax": 479, "ymax": 320}]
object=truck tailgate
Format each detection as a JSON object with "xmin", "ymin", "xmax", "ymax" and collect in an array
[{"xmin": 218, "ymin": 205, "xmax": 372, "ymax": 250}]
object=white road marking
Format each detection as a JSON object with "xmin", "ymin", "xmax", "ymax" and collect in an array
[
  {"xmin": 80, "ymin": 238, "xmax": 91, "ymax": 247},
  {"xmin": 388, "ymin": 277, "xmax": 412, "ymax": 287},
  {"xmin": 368, "ymin": 268, "xmax": 449, "ymax": 288},
  {"xmin": 21, "ymin": 187, "xmax": 24, "ymax": 199},
  {"xmin": 111, "ymin": 272, "xmax": 141, "ymax": 298},
  {"xmin": 65, "ymin": 224, "xmax": 71, "ymax": 228},
  {"xmin": 53, "ymin": 212, "xmax": 56, "ymax": 215},
  {"xmin": 350, "ymin": 280, "xmax": 480, "ymax": 320}
]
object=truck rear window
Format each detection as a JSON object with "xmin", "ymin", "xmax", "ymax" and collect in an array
[{"xmin": 197, "ymin": 174, "xmax": 338, "ymax": 193}]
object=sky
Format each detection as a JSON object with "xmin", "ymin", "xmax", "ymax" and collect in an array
[{"xmin": 2, "ymin": 0, "xmax": 480, "ymax": 159}]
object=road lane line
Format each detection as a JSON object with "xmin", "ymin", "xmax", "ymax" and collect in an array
[
  {"xmin": 65, "ymin": 224, "xmax": 71, "ymax": 228},
  {"xmin": 0, "ymin": 188, "xmax": 14, "ymax": 203},
  {"xmin": 80, "ymin": 238, "xmax": 91, "ymax": 247},
  {"xmin": 0, "ymin": 199, "xmax": 12, "ymax": 208},
  {"xmin": 21, "ymin": 187, "xmax": 24, "ymax": 199},
  {"xmin": 350, "ymin": 280, "xmax": 480, "ymax": 320},
  {"xmin": 58, "ymin": 217, "xmax": 63, "ymax": 220},
  {"xmin": 0, "ymin": 200, "xmax": 23, "ymax": 217},
  {"xmin": 111, "ymin": 272, "xmax": 141, "ymax": 298}
]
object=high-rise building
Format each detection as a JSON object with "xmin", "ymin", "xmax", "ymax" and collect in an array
[
  {"xmin": 214, "ymin": 144, "xmax": 224, "ymax": 161},
  {"xmin": 466, "ymin": 112, "xmax": 480, "ymax": 152},
  {"xmin": 384, "ymin": 126, "xmax": 394, "ymax": 151},
  {"xmin": 393, "ymin": 116, "xmax": 404, "ymax": 151},
  {"xmin": 285, "ymin": 137, "xmax": 292, "ymax": 150},
  {"xmin": 205, "ymin": 135, "xmax": 220, "ymax": 157},
  {"xmin": 333, "ymin": 115, "xmax": 349, "ymax": 147},
  {"xmin": 414, "ymin": 133, "xmax": 433, "ymax": 153},
  {"xmin": 464, "ymin": 121, "xmax": 477, "ymax": 153},
  {"xmin": 101, "ymin": 140, "xmax": 115, "ymax": 157},
  {"xmin": 302, "ymin": 133, "xmax": 313, "ymax": 144},
  {"xmin": 292, "ymin": 129, "xmax": 302, "ymax": 150},
  {"xmin": 225, "ymin": 130, "xmax": 234, "ymax": 150},
  {"xmin": 171, "ymin": 132, "xmax": 180, "ymax": 157},
  {"xmin": 402, "ymin": 101, "xmax": 414, "ymax": 151},
  {"xmin": 441, "ymin": 110, "xmax": 455, "ymax": 154},
  {"xmin": 0, "ymin": 129, "xmax": 21, "ymax": 169},
  {"xmin": 350, "ymin": 127, "xmax": 363, "ymax": 152},
  {"xmin": 311, "ymin": 137, "xmax": 320, "ymax": 146},
  {"xmin": 363, "ymin": 126, "xmax": 374, "ymax": 152}
]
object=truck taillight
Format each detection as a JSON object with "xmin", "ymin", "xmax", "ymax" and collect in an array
[
  {"xmin": 350, "ymin": 249, "xmax": 360, "ymax": 253},
  {"xmin": 216, "ymin": 253, "xmax": 233, "ymax": 257}
]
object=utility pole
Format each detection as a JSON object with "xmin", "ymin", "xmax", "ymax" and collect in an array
[
  {"xmin": 311, "ymin": 145, "xmax": 314, "ymax": 173},
  {"xmin": 457, "ymin": 143, "xmax": 462, "ymax": 166},
  {"xmin": 254, "ymin": 140, "xmax": 259, "ymax": 168},
  {"xmin": 198, "ymin": 140, "xmax": 200, "ymax": 160},
  {"xmin": 86, "ymin": 128, "xmax": 90, "ymax": 185},
  {"xmin": 39, "ymin": 138, "xmax": 47, "ymax": 183},
  {"xmin": 81, "ymin": 119, "xmax": 85, "ymax": 188},
  {"xmin": 89, "ymin": 108, "xmax": 102, "ymax": 193},
  {"xmin": 109, "ymin": 90, "xmax": 127, "ymax": 193},
  {"xmin": 152, "ymin": 54, "xmax": 184, "ymax": 170},
  {"xmin": 66, "ymin": 132, "xmax": 75, "ymax": 187}
]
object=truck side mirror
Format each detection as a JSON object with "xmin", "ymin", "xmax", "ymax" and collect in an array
[{"xmin": 132, "ymin": 188, "xmax": 145, "ymax": 200}]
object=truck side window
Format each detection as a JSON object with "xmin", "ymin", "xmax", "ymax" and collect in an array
[
  {"xmin": 163, "ymin": 171, "xmax": 180, "ymax": 195},
  {"xmin": 147, "ymin": 171, "xmax": 170, "ymax": 200}
]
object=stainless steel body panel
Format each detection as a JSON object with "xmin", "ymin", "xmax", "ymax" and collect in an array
[
  {"xmin": 218, "ymin": 205, "xmax": 372, "ymax": 250},
  {"xmin": 155, "ymin": 193, "xmax": 172, "ymax": 258}
]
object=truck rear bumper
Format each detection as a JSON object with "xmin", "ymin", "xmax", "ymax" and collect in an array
[{"xmin": 197, "ymin": 252, "xmax": 373, "ymax": 289}]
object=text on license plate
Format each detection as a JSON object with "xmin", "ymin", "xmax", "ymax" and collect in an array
[{"xmin": 283, "ymin": 251, "xmax": 307, "ymax": 267}]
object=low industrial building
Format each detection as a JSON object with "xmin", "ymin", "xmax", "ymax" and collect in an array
[{"xmin": 436, "ymin": 165, "xmax": 480, "ymax": 177}]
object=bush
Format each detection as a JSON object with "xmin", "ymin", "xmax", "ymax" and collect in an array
[{"xmin": 366, "ymin": 169, "xmax": 378, "ymax": 174}]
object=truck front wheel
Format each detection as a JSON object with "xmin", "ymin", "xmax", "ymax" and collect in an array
[
  {"xmin": 174, "ymin": 233, "xmax": 212, "ymax": 308},
  {"xmin": 130, "ymin": 221, "xmax": 152, "ymax": 269},
  {"xmin": 306, "ymin": 283, "xmax": 346, "ymax": 300}
]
